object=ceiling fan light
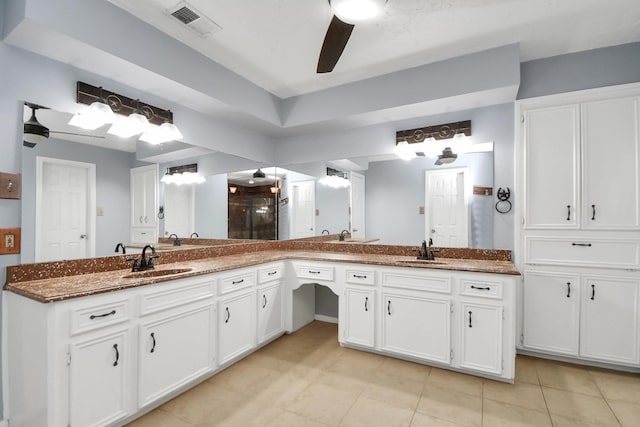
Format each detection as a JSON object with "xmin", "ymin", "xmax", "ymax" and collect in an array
[
  {"xmin": 69, "ymin": 101, "xmax": 115, "ymax": 130},
  {"xmin": 330, "ymin": 0, "xmax": 386, "ymax": 23},
  {"xmin": 24, "ymin": 108, "xmax": 49, "ymax": 144},
  {"xmin": 435, "ymin": 147, "xmax": 458, "ymax": 165},
  {"xmin": 108, "ymin": 113, "xmax": 150, "ymax": 138}
]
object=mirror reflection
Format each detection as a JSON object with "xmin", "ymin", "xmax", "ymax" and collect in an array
[{"xmin": 21, "ymin": 103, "xmax": 495, "ymax": 264}]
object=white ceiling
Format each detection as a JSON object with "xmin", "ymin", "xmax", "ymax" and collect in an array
[{"xmin": 107, "ymin": 0, "xmax": 640, "ymax": 98}]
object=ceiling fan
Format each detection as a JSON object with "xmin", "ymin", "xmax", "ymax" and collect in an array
[
  {"xmin": 317, "ymin": 0, "xmax": 388, "ymax": 73},
  {"xmin": 23, "ymin": 102, "xmax": 106, "ymax": 148}
]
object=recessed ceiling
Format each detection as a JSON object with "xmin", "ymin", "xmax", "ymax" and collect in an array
[{"xmin": 107, "ymin": 0, "xmax": 640, "ymax": 98}]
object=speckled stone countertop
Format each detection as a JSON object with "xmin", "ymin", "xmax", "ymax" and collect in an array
[{"xmin": 4, "ymin": 241, "xmax": 519, "ymax": 303}]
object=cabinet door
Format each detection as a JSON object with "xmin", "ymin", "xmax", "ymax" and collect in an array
[
  {"xmin": 524, "ymin": 105, "xmax": 580, "ymax": 229},
  {"xmin": 459, "ymin": 301, "xmax": 502, "ymax": 375},
  {"xmin": 69, "ymin": 329, "xmax": 131, "ymax": 427},
  {"xmin": 142, "ymin": 167, "xmax": 158, "ymax": 226},
  {"xmin": 381, "ymin": 291, "xmax": 451, "ymax": 364},
  {"xmin": 257, "ymin": 283, "xmax": 284, "ymax": 344},
  {"xmin": 343, "ymin": 287, "xmax": 375, "ymax": 348},
  {"xmin": 131, "ymin": 169, "xmax": 147, "ymax": 226},
  {"xmin": 219, "ymin": 291, "xmax": 256, "ymax": 365},
  {"xmin": 582, "ymin": 97, "xmax": 640, "ymax": 229},
  {"xmin": 522, "ymin": 271, "xmax": 580, "ymax": 356},
  {"xmin": 580, "ymin": 276, "xmax": 640, "ymax": 365},
  {"xmin": 139, "ymin": 305, "xmax": 215, "ymax": 408}
]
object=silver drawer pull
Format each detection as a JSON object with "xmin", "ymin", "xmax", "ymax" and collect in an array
[{"xmin": 470, "ymin": 285, "xmax": 491, "ymax": 291}]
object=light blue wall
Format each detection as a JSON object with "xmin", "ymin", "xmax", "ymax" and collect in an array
[
  {"xmin": 194, "ymin": 174, "xmax": 228, "ymax": 238},
  {"xmin": 315, "ymin": 184, "xmax": 350, "ymax": 235},
  {"xmin": 21, "ymin": 138, "xmax": 133, "ymax": 262},
  {"xmin": 518, "ymin": 42, "xmax": 640, "ymax": 100}
]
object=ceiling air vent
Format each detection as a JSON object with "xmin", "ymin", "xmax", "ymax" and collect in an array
[{"xmin": 166, "ymin": 2, "xmax": 222, "ymax": 37}]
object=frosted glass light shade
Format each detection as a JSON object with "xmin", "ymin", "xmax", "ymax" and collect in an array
[
  {"xmin": 108, "ymin": 113, "xmax": 150, "ymax": 138},
  {"xmin": 330, "ymin": 0, "xmax": 386, "ymax": 23},
  {"xmin": 393, "ymin": 140, "xmax": 417, "ymax": 160},
  {"xmin": 140, "ymin": 122, "xmax": 184, "ymax": 145},
  {"xmin": 161, "ymin": 171, "xmax": 205, "ymax": 185},
  {"xmin": 68, "ymin": 101, "xmax": 115, "ymax": 130}
]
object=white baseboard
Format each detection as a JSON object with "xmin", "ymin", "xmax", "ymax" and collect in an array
[
  {"xmin": 314, "ymin": 314, "xmax": 338, "ymax": 324},
  {"xmin": 0, "ymin": 419, "xmax": 8, "ymax": 427}
]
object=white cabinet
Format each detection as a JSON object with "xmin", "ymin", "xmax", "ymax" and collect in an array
[
  {"xmin": 522, "ymin": 270, "xmax": 580, "ymax": 356},
  {"xmin": 582, "ymin": 97, "xmax": 640, "ymax": 230},
  {"xmin": 522, "ymin": 96, "xmax": 640, "ymax": 230},
  {"xmin": 580, "ymin": 276, "xmax": 640, "ymax": 365},
  {"xmin": 218, "ymin": 290, "xmax": 256, "ymax": 365},
  {"xmin": 381, "ymin": 290, "xmax": 451, "ymax": 365},
  {"xmin": 257, "ymin": 283, "xmax": 284, "ymax": 344},
  {"xmin": 459, "ymin": 301, "xmax": 502, "ymax": 375},
  {"xmin": 343, "ymin": 287, "xmax": 375, "ymax": 348},
  {"xmin": 524, "ymin": 104, "xmax": 580, "ymax": 229},
  {"xmin": 69, "ymin": 328, "xmax": 133, "ymax": 427},
  {"xmin": 130, "ymin": 165, "xmax": 158, "ymax": 244},
  {"xmin": 138, "ymin": 305, "xmax": 216, "ymax": 408}
]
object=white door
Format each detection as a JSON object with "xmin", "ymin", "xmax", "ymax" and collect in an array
[
  {"xmin": 350, "ymin": 172, "xmax": 366, "ymax": 239},
  {"xmin": 523, "ymin": 270, "xmax": 580, "ymax": 356},
  {"xmin": 139, "ymin": 306, "xmax": 215, "ymax": 408},
  {"xmin": 524, "ymin": 105, "xmax": 580, "ymax": 229},
  {"xmin": 343, "ymin": 287, "xmax": 375, "ymax": 348},
  {"xmin": 69, "ymin": 330, "xmax": 131, "ymax": 427},
  {"xmin": 582, "ymin": 97, "xmax": 640, "ymax": 230},
  {"xmin": 580, "ymin": 276, "xmax": 640, "ymax": 365},
  {"xmin": 291, "ymin": 180, "xmax": 315, "ymax": 238},
  {"xmin": 425, "ymin": 168, "xmax": 468, "ymax": 247},
  {"xmin": 36, "ymin": 157, "xmax": 96, "ymax": 262},
  {"xmin": 381, "ymin": 291, "xmax": 451, "ymax": 364},
  {"xmin": 218, "ymin": 291, "xmax": 256, "ymax": 365},
  {"xmin": 164, "ymin": 183, "xmax": 195, "ymax": 238},
  {"xmin": 257, "ymin": 283, "xmax": 284, "ymax": 344},
  {"xmin": 459, "ymin": 301, "xmax": 502, "ymax": 375}
]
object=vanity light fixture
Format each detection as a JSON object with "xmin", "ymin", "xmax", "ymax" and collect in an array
[
  {"xmin": 107, "ymin": 100, "xmax": 150, "ymax": 138},
  {"xmin": 68, "ymin": 87, "xmax": 116, "ymax": 130},
  {"xmin": 139, "ymin": 110, "xmax": 184, "ymax": 144},
  {"xmin": 395, "ymin": 120, "xmax": 471, "ymax": 161},
  {"xmin": 319, "ymin": 167, "xmax": 351, "ymax": 188},
  {"xmin": 393, "ymin": 140, "xmax": 417, "ymax": 160},
  {"xmin": 23, "ymin": 104, "xmax": 50, "ymax": 147},
  {"xmin": 161, "ymin": 164, "xmax": 205, "ymax": 185}
]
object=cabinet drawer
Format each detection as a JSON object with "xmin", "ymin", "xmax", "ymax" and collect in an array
[
  {"xmin": 131, "ymin": 227, "xmax": 156, "ymax": 244},
  {"xmin": 258, "ymin": 263, "xmax": 284, "ymax": 283},
  {"xmin": 382, "ymin": 271, "xmax": 451, "ymax": 293},
  {"xmin": 70, "ymin": 299, "xmax": 131, "ymax": 335},
  {"xmin": 295, "ymin": 264, "xmax": 334, "ymax": 281},
  {"xmin": 346, "ymin": 268, "xmax": 375, "ymax": 285},
  {"xmin": 460, "ymin": 280, "xmax": 503, "ymax": 299},
  {"xmin": 139, "ymin": 278, "xmax": 215, "ymax": 316},
  {"xmin": 525, "ymin": 237, "xmax": 640, "ymax": 268},
  {"xmin": 220, "ymin": 269, "xmax": 256, "ymax": 295}
]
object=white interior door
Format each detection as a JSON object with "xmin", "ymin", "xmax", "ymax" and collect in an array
[
  {"xmin": 350, "ymin": 172, "xmax": 366, "ymax": 238},
  {"xmin": 425, "ymin": 168, "xmax": 468, "ymax": 247},
  {"xmin": 164, "ymin": 183, "xmax": 195, "ymax": 238},
  {"xmin": 36, "ymin": 157, "xmax": 96, "ymax": 262},
  {"xmin": 291, "ymin": 180, "xmax": 315, "ymax": 238}
]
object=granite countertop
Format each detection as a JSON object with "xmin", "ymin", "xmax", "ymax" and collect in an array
[{"xmin": 4, "ymin": 248, "xmax": 520, "ymax": 304}]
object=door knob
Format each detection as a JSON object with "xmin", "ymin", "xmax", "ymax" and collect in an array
[
  {"xmin": 431, "ymin": 229, "xmax": 436, "ymax": 233},
  {"xmin": 80, "ymin": 234, "xmax": 87, "ymax": 239}
]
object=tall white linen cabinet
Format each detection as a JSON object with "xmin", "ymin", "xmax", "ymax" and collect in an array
[{"xmin": 515, "ymin": 83, "xmax": 640, "ymax": 370}]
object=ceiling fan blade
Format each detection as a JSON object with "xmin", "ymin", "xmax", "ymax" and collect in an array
[
  {"xmin": 50, "ymin": 131, "xmax": 106, "ymax": 139},
  {"xmin": 317, "ymin": 15, "xmax": 355, "ymax": 73}
]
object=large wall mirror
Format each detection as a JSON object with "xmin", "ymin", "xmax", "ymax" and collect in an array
[{"xmin": 20, "ymin": 103, "xmax": 495, "ymax": 264}]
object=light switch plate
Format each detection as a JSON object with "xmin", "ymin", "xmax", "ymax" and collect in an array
[
  {"xmin": 0, "ymin": 173, "xmax": 21, "ymax": 199},
  {"xmin": 419, "ymin": 206, "xmax": 425, "ymax": 215},
  {"xmin": 0, "ymin": 228, "xmax": 20, "ymax": 255}
]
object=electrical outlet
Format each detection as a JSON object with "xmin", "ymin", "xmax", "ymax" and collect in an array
[{"xmin": 0, "ymin": 228, "xmax": 20, "ymax": 254}]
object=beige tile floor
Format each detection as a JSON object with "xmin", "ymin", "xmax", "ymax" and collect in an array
[{"xmin": 127, "ymin": 321, "xmax": 640, "ymax": 427}]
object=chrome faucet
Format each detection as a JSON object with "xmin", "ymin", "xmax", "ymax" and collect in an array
[
  {"xmin": 114, "ymin": 242, "xmax": 126, "ymax": 254},
  {"xmin": 339, "ymin": 229, "xmax": 350, "ymax": 241},
  {"xmin": 168, "ymin": 233, "xmax": 181, "ymax": 246}
]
